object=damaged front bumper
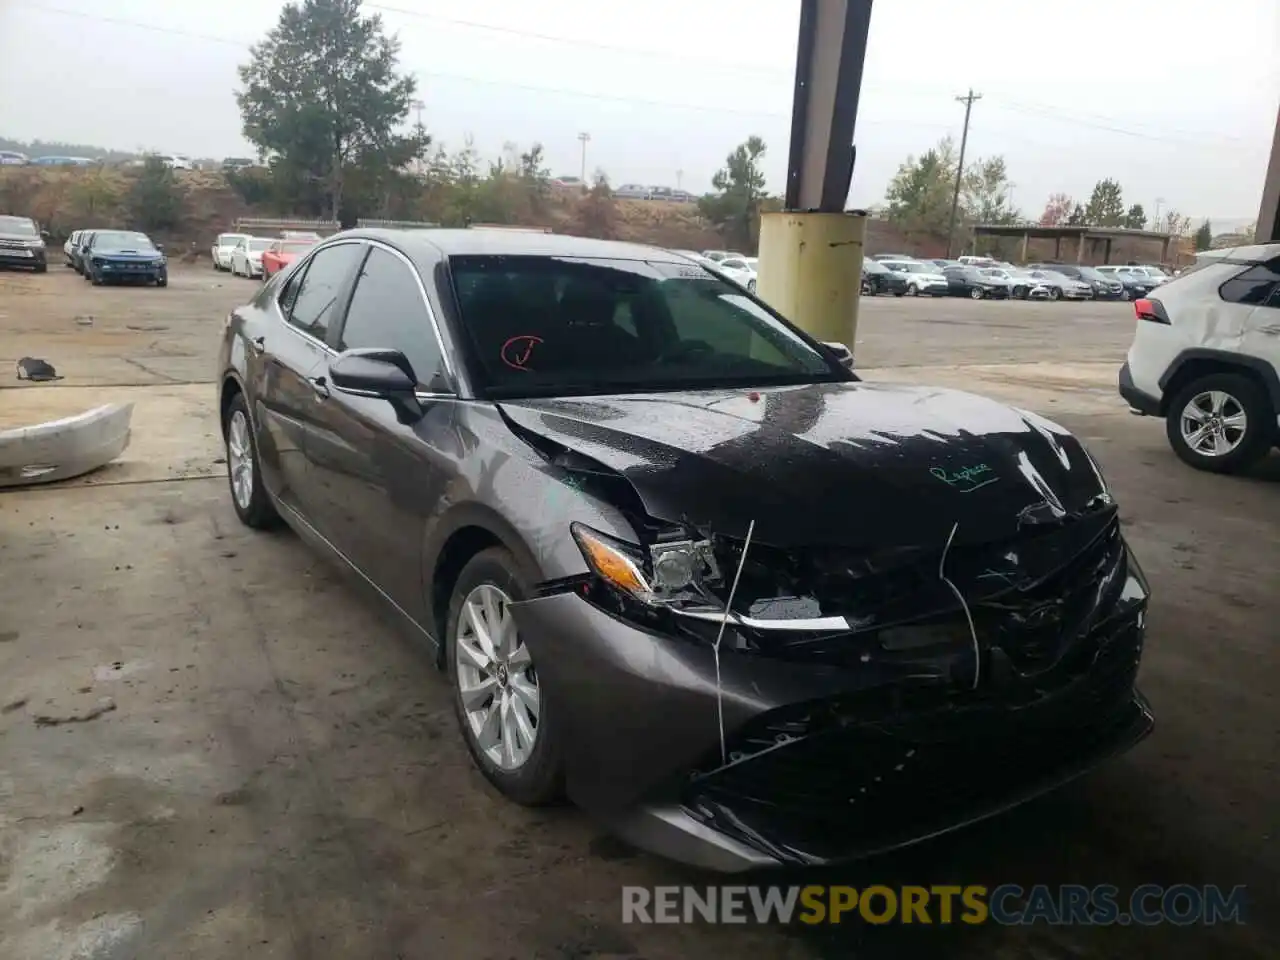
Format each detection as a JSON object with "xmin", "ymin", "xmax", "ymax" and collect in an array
[{"xmin": 510, "ymin": 518, "xmax": 1153, "ymax": 872}]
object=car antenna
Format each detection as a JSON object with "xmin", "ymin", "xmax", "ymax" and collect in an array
[
  {"xmin": 939, "ymin": 521, "xmax": 981, "ymax": 690},
  {"xmin": 712, "ymin": 518, "xmax": 755, "ymax": 767}
]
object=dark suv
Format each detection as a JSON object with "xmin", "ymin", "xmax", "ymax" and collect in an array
[{"xmin": 0, "ymin": 215, "xmax": 48, "ymax": 272}]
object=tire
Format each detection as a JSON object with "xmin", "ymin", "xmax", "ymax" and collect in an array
[
  {"xmin": 907, "ymin": 283, "xmax": 919, "ymax": 297},
  {"xmin": 446, "ymin": 547, "xmax": 563, "ymax": 806},
  {"xmin": 223, "ymin": 392, "xmax": 280, "ymax": 528},
  {"xmin": 1164, "ymin": 373, "xmax": 1273, "ymax": 475},
  {"xmin": 893, "ymin": 290, "xmax": 905, "ymax": 297},
  {"xmin": 1048, "ymin": 287, "xmax": 1061, "ymax": 301},
  {"xmin": 89, "ymin": 269, "xmax": 102, "ymax": 286},
  {"xmin": 156, "ymin": 274, "xmax": 168, "ymax": 288},
  {"xmin": 34, "ymin": 262, "xmax": 47, "ymax": 274},
  {"xmin": 1121, "ymin": 288, "xmax": 1133, "ymax": 301},
  {"xmin": 969, "ymin": 287, "xmax": 984, "ymax": 300}
]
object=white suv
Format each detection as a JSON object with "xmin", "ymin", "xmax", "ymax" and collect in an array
[{"xmin": 1119, "ymin": 243, "xmax": 1280, "ymax": 474}]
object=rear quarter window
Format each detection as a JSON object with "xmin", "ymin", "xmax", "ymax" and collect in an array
[{"xmin": 1218, "ymin": 262, "xmax": 1280, "ymax": 306}]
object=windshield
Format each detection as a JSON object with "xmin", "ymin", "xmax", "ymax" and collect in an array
[
  {"xmin": 1143, "ymin": 266, "xmax": 1169, "ymax": 278},
  {"xmin": 904, "ymin": 262, "xmax": 934, "ymax": 274},
  {"xmin": 92, "ymin": 231, "xmax": 154, "ymax": 250},
  {"xmin": 744, "ymin": 257, "xmax": 758, "ymax": 269},
  {"xmin": 0, "ymin": 216, "xmax": 38, "ymax": 236},
  {"xmin": 277, "ymin": 242, "xmax": 313, "ymax": 255},
  {"xmin": 218, "ymin": 234, "xmax": 248, "ymax": 246},
  {"xmin": 448, "ymin": 255, "xmax": 842, "ymax": 398},
  {"xmin": 249, "ymin": 239, "xmax": 272, "ymax": 252},
  {"xmin": 1078, "ymin": 267, "xmax": 1106, "ymax": 281}
]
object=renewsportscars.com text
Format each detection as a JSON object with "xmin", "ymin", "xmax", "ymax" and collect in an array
[{"xmin": 622, "ymin": 884, "xmax": 1248, "ymax": 926}]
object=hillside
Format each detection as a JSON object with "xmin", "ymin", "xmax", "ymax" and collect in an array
[{"xmin": 0, "ymin": 165, "xmax": 726, "ymax": 251}]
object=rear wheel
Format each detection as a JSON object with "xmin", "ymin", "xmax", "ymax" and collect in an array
[
  {"xmin": 446, "ymin": 547, "xmax": 563, "ymax": 806},
  {"xmin": 906, "ymin": 283, "xmax": 919, "ymax": 296},
  {"xmin": 1048, "ymin": 287, "xmax": 1061, "ymax": 301},
  {"xmin": 1165, "ymin": 373, "xmax": 1273, "ymax": 474},
  {"xmin": 969, "ymin": 286, "xmax": 984, "ymax": 300},
  {"xmin": 223, "ymin": 392, "xmax": 279, "ymax": 528}
]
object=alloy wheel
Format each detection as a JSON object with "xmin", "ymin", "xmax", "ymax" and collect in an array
[
  {"xmin": 226, "ymin": 410, "xmax": 254, "ymax": 509},
  {"xmin": 1179, "ymin": 390, "xmax": 1247, "ymax": 458},
  {"xmin": 454, "ymin": 583, "xmax": 540, "ymax": 771}
]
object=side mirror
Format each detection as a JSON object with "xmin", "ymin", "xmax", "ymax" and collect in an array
[
  {"xmin": 155, "ymin": 242, "xmax": 165, "ymax": 252},
  {"xmin": 823, "ymin": 341, "xmax": 855, "ymax": 371},
  {"xmin": 40, "ymin": 230, "xmax": 50, "ymax": 240},
  {"xmin": 329, "ymin": 348, "xmax": 423, "ymax": 422}
]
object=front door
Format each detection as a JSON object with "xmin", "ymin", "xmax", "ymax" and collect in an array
[
  {"xmin": 305, "ymin": 243, "xmax": 460, "ymax": 624},
  {"xmin": 262, "ymin": 240, "xmax": 366, "ymax": 536}
]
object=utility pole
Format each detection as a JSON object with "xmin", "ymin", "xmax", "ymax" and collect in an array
[
  {"xmin": 577, "ymin": 132, "xmax": 590, "ymax": 184},
  {"xmin": 410, "ymin": 100, "xmax": 425, "ymax": 175},
  {"xmin": 676, "ymin": 168, "xmax": 683, "ymax": 190},
  {"xmin": 945, "ymin": 88, "xmax": 981, "ymax": 258},
  {"xmin": 1154, "ymin": 197, "xmax": 1165, "ymax": 230}
]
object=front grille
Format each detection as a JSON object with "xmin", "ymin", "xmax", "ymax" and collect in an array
[{"xmin": 683, "ymin": 615, "xmax": 1147, "ymax": 861}]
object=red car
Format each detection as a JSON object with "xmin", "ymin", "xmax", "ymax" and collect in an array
[{"xmin": 260, "ymin": 239, "xmax": 315, "ymax": 279}]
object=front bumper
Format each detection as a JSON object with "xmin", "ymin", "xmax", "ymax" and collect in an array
[
  {"xmin": 511, "ymin": 531, "xmax": 1153, "ymax": 872},
  {"xmin": 92, "ymin": 261, "xmax": 166, "ymax": 281},
  {"xmin": 1118, "ymin": 361, "xmax": 1161, "ymax": 416},
  {"xmin": 0, "ymin": 247, "xmax": 46, "ymax": 267}
]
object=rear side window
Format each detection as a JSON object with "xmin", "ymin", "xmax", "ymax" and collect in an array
[
  {"xmin": 1219, "ymin": 262, "xmax": 1280, "ymax": 307},
  {"xmin": 286, "ymin": 242, "xmax": 363, "ymax": 340},
  {"xmin": 338, "ymin": 247, "xmax": 447, "ymax": 389}
]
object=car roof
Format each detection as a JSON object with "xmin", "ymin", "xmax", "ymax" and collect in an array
[{"xmin": 332, "ymin": 228, "xmax": 687, "ymax": 265}]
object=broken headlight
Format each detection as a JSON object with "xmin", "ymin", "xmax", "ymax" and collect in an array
[{"xmin": 570, "ymin": 522, "xmax": 722, "ymax": 606}]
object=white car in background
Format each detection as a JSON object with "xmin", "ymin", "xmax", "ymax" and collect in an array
[
  {"xmin": 229, "ymin": 236, "xmax": 273, "ymax": 278},
  {"xmin": 1118, "ymin": 243, "xmax": 1280, "ymax": 474},
  {"xmin": 211, "ymin": 233, "xmax": 251, "ymax": 271},
  {"xmin": 715, "ymin": 255, "xmax": 758, "ymax": 293},
  {"xmin": 879, "ymin": 259, "xmax": 949, "ymax": 296}
]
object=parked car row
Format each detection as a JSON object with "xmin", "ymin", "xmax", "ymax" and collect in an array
[
  {"xmin": 863, "ymin": 253, "xmax": 1172, "ymax": 301},
  {"xmin": 63, "ymin": 228, "xmax": 168, "ymax": 286},
  {"xmin": 614, "ymin": 184, "xmax": 695, "ymax": 203},
  {"xmin": 211, "ymin": 231, "xmax": 320, "ymax": 279}
]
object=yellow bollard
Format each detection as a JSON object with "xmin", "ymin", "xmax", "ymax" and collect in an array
[{"xmin": 756, "ymin": 211, "xmax": 867, "ymax": 351}]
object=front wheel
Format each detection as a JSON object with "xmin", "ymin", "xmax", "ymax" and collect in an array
[
  {"xmin": 446, "ymin": 547, "xmax": 563, "ymax": 806},
  {"xmin": 1048, "ymin": 287, "xmax": 1061, "ymax": 301},
  {"xmin": 906, "ymin": 283, "xmax": 919, "ymax": 297},
  {"xmin": 969, "ymin": 286, "xmax": 985, "ymax": 300},
  {"xmin": 1165, "ymin": 373, "xmax": 1273, "ymax": 474},
  {"xmin": 155, "ymin": 273, "xmax": 168, "ymax": 288},
  {"xmin": 34, "ymin": 263, "xmax": 47, "ymax": 274},
  {"xmin": 89, "ymin": 269, "xmax": 103, "ymax": 286}
]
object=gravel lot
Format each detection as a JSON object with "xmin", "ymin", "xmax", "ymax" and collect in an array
[{"xmin": 1, "ymin": 265, "xmax": 1276, "ymax": 960}]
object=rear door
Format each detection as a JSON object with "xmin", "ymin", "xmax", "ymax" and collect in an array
[
  {"xmin": 304, "ymin": 243, "xmax": 459, "ymax": 621},
  {"xmin": 1227, "ymin": 259, "xmax": 1280, "ymax": 375},
  {"xmin": 251, "ymin": 240, "xmax": 365, "ymax": 520}
]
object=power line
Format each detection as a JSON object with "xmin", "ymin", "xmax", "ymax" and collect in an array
[{"xmin": 15, "ymin": 2, "xmax": 1260, "ymax": 151}]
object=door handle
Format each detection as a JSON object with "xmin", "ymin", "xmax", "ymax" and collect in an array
[
  {"xmin": 308, "ymin": 375, "xmax": 330, "ymax": 399},
  {"xmin": 250, "ymin": 336, "xmax": 265, "ymax": 354}
]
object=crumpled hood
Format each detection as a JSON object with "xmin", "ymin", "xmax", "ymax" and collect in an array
[{"xmin": 498, "ymin": 381, "xmax": 1111, "ymax": 550}]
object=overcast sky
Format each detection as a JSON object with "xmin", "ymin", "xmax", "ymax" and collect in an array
[{"xmin": 2, "ymin": 0, "xmax": 1277, "ymax": 224}]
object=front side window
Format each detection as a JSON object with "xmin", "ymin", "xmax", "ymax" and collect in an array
[
  {"xmin": 338, "ymin": 247, "xmax": 446, "ymax": 388},
  {"xmin": 285, "ymin": 242, "xmax": 363, "ymax": 340},
  {"xmin": 448, "ymin": 255, "xmax": 841, "ymax": 399}
]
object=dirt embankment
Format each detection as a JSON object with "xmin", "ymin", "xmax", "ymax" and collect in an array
[{"xmin": 0, "ymin": 167, "xmax": 725, "ymax": 252}]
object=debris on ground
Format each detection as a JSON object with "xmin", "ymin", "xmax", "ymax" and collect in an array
[
  {"xmin": 15, "ymin": 357, "xmax": 62, "ymax": 382},
  {"xmin": 33, "ymin": 697, "xmax": 117, "ymax": 727},
  {"xmin": 75, "ymin": 315, "xmax": 94, "ymax": 326}
]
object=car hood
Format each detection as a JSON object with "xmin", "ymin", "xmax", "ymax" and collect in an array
[
  {"xmin": 0, "ymin": 231, "xmax": 39, "ymax": 242},
  {"xmin": 94, "ymin": 249, "xmax": 159, "ymax": 258},
  {"xmin": 498, "ymin": 381, "xmax": 1111, "ymax": 550}
]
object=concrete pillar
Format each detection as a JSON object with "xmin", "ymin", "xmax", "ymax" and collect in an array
[
  {"xmin": 767, "ymin": 0, "xmax": 873, "ymax": 345},
  {"xmin": 1258, "ymin": 102, "xmax": 1280, "ymax": 243},
  {"xmin": 1019, "ymin": 232, "xmax": 1029, "ymax": 263},
  {"xmin": 1054, "ymin": 237, "xmax": 1061, "ymax": 259},
  {"xmin": 1077, "ymin": 235, "xmax": 1087, "ymax": 263},
  {"xmin": 1104, "ymin": 238, "xmax": 1113, "ymax": 264},
  {"xmin": 757, "ymin": 212, "xmax": 866, "ymax": 350},
  {"xmin": 1161, "ymin": 236, "xmax": 1171, "ymax": 264}
]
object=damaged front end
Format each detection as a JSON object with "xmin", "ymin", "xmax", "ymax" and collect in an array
[{"xmin": 505, "ymin": 410, "xmax": 1153, "ymax": 870}]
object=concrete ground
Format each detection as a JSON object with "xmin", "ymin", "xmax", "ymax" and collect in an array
[{"xmin": 1, "ymin": 266, "xmax": 1276, "ymax": 959}]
